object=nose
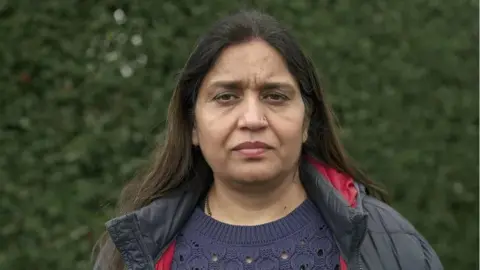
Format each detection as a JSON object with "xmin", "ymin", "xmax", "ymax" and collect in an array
[{"xmin": 237, "ymin": 95, "xmax": 268, "ymax": 130}]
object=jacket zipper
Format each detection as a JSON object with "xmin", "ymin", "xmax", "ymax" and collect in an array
[
  {"xmin": 348, "ymin": 212, "xmax": 366, "ymax": 270},
  {"xmin": 357, "ymin": 250, "xmax": 363, "ymax": 270}
]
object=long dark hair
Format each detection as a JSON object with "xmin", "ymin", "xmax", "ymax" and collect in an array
[{"xmin": 93, "ymin": 9, "xmax": 388, "ymax": 269}]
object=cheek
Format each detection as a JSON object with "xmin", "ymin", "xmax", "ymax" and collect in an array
[
  {"xmin": 195, "ymin": 112, "xmax": 232, "ymax": 148},
  {"xmin": 276, "ymin": 122, "xmax": 306, "ymax": 146},
  {"xmin": 271, "ymin": 106, "xmax": 306, "ymax": 142}
]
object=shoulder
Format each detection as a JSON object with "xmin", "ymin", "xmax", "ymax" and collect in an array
[
  {"xmin": 362, "ymin": 195, "xmax": 417, "ymax": 233},
  {"xmin": 360, "ymin": 195, "xmax": 444, "ymax": 270}
]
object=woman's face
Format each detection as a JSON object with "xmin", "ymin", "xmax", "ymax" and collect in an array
[{"xmin": 193, "ymin": 39, "xmax": 308, "ymax": 185}]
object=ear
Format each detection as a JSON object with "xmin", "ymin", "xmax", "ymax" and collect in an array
[
  {"xmin": 302, "ymin": 116, "xmax": 310, "ymax": 143},
  {"xmin": 302, "ymin": 128, "xmax": 308, "ymax": 143},
  {"xmin": 192, "ymin": 126, "xmax": 199, "ymax": 146}
]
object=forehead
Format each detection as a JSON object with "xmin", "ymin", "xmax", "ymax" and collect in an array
[{"xmin": 204, "ymin": 39, "xmax": 295, "ymax": 82}]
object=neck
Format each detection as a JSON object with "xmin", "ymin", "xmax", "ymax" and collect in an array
[{"xmin": 207, "ymin": 169, "xmax": 307, "ymax": 226}]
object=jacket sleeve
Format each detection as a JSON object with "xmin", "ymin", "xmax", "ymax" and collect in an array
[
  {"xmin": 414, "ymin": 232, "xmax": 443, "ymax": 270},
  {"xmin": 361, "ymin": 196, "xmax": 444, "ymax": 270}
]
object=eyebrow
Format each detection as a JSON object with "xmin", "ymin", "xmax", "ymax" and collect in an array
[
  {"xmin": 262, "ymin": 82, "xmax": 296, "ymax": 93},
  {"xmin": 208, "ymin": 80, "xmax": 244, "ymax": 90},
  {"xmin": 207, "ymin": 79, "xmax": 297, "ymax": 93}
]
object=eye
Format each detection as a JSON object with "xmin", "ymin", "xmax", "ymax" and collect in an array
[
  {"xmin": 264, "ymin": 93, "xmax": 288, "ymax": 102},
  {"xmin": 213, "ymin": 93, "xmax": 238, "ymax": 103}
]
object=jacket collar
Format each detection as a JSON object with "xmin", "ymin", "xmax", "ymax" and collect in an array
[
  {"xmin": 105, "ymin": 156, "xmax": 368, "ymax": 267},
  {"xmin": 299, "ymin": 157, "xmax": 368, "ymax": 260}
]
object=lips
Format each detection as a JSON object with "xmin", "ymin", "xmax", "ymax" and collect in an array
[
  {"xmin": 232, "ymin": 141, "xmax": 273, "ymax": 150},
  {"xmin": 232, "ymin": 141, "xmax": 273, "ymax": 158}
]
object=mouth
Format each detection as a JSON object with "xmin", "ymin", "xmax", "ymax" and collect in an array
[
  {"xmin": 232, "ymin": 141, "xmax": 273, "ymax": 158},
  {"xmin": 232, "ymin": 141, "xmax": 273, "ymax": 150}
]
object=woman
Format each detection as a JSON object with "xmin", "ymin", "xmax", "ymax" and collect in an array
[{"xmin": 94, "ymin": 10, "xmax": 443, "ymax": 270}]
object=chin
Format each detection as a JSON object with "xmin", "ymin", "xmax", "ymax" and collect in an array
[
  {"xmin": 229, "ymin": 166, "xmax": 280, "ymax": 184},
  {"xmin": 233, "ymin": 174, "xmax": 274, "ymax": 183}
]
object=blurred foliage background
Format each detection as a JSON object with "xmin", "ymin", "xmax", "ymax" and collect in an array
[{"xmin": 0, "ymin": 1, "xmax": 478, "ymax": 269}]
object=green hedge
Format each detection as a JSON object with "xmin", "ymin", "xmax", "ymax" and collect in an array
[{"xmin": 0, "ymin": 1, "xmax": 477, "ymax": 269}]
